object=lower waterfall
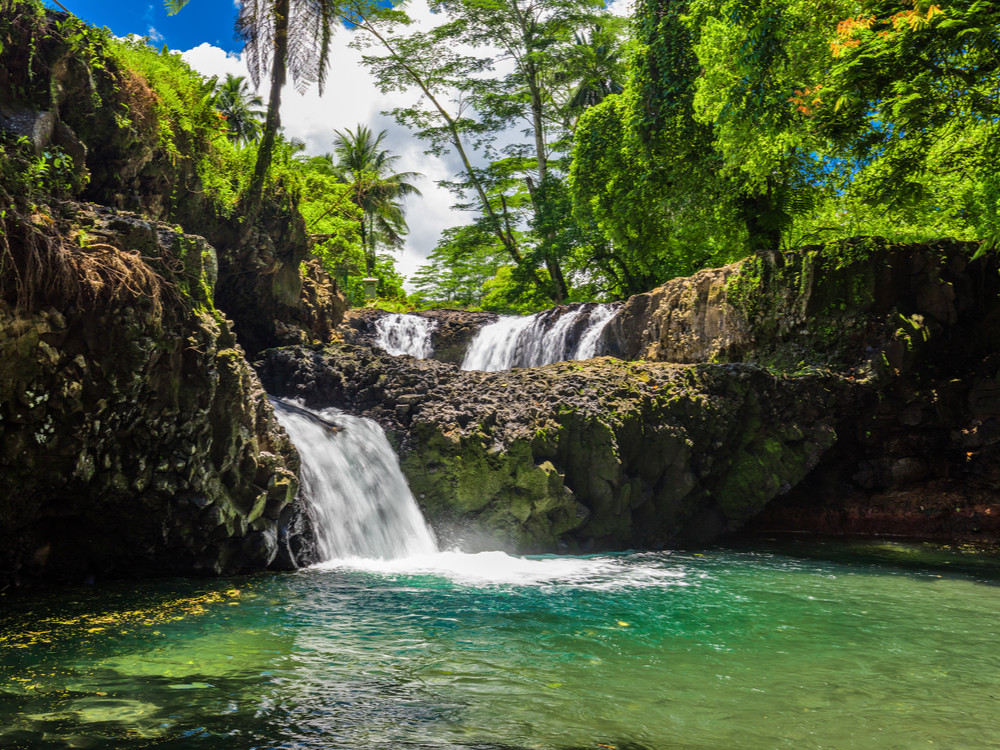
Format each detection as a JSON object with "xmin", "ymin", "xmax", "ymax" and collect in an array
[
  {"xmin": 270, "ymin": 398, "xmax": 437, "ymax": 561},
  {"xmin": 373, "ymin": 313, "xmax": 437, "ymax": 358},
  {"xmin": 461, "ymin": 302, "xmax": 617, "ymax": 371}
]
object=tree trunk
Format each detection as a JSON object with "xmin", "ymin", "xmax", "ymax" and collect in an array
[
  {"xmin": 518, "ymin": 5, "xmax": 568, "ymax": 305},
  {"xmin": 545, "ymin": 258, "xmax": 567, "ymax": 303},
  {"xmin": 741, "ymin": 185, "xmax": 781, "ymax": 257},
  {"xmin": 355, "ymin": 12, "xmax": 558, "ymax": 298},
  {"xmin": 361, "ymin": 216, "xmax": 375, "ymax": 276},
  {"xmin": 245, "ymin": 0, "xmax": 289, "ymax": 219}
]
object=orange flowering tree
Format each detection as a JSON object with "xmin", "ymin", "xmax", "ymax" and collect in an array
[{"xmin": 817, "ymin": 1, "xmax": 1000, "ymax": 238}]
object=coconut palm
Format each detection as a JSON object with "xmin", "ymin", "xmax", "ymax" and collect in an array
[
  {"xmin": 213, "ymin": 74, "xmax": 265, "ymax": 144},
  {"xmin": 168, "ymin": 0, "xmax": 343, "ymax": 214},
  {"xmin": 562, "ymin": 24, "xmax": 625, "ymax": 129},
  {"xmin": 331, "ymin": 125, "xmax": 422, "ymax": 276}
]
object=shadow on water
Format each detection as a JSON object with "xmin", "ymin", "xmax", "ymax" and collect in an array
[{"xmin": 729, "ymin": 532, "xmax": 1000, "ymax": 585}]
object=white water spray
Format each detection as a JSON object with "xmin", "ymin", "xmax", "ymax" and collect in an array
[
  {"xmin": 270, "ymin": 399, "xmax": 437, "ymax": 561},
  {"xmin": 461, "ymin": 303, "xmax": 617, "ymax": 372},
  {"xmin": 373, "ymin": 313, "xmax": 437, "ymax": 359}
]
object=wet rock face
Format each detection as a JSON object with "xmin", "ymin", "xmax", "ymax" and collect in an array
[
  {"xmin": 413, "ymin": 309, "xmax": 500, "ymax": 364},
  {"xmin": 0, "ymin": 204, "xmax": 314, "ymax": 586},
  {"xmin": 342, "ymin": 308, "xmax": 499, "ymax": 364},
  {"xmin": 615, "ymin": 239, "xmax": 1000, "ymax": 541},
  {"xmin": 258, "ymin": 345, "xmax": 843, "ymax": 553},
  {"xmin": 748, "ymin": 355, "xmax": 1000, "ymax": 541}
]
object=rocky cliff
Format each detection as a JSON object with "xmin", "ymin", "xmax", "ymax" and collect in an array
[
  {"xmin": 0, "ymin": 4, "xmax": 346, "ymax": 355},
  {"xmin": 0, "ymin": 203, "xmax": 315, "ymax": 586},
  {"xmin": 258, "ymin": 344, "xmax": 844, "ymax": 552},
  {"xmin": 0, "ymin": 5, "xmax": 348, "ymax": 586},
  {"xmin": 615, "ymin": 239, "xmax": 1000, "ymax": 540},
  {"xmin": 262, "ymin": 239, "xmax": 1000, "ymax": 550}
]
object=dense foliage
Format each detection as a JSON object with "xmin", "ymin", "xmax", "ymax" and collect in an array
[
  {"xmin": 6, "ymin": 0, "xmax": 997, "ymax": 313},
  {"xmin": 569, "ymin": 0, "xmax": 997, "ymax": 300},
  {"xmin": 0, "ymin": 0, "xmax": 413, "ymax": 306},
  {"xmin": 348, "ymin": 0, "xmax": 628, "ymax": 307}
]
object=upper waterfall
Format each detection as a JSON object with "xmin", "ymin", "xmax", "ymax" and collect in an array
[
  {"xmin": 373, "ymin": 313, "xmax": 437, "ymax": 359},
  {"xmin": 461, "ymin": 303, "xmax": 617, "ymax": 372},
  {"xmin": 270, "ymin": 398, "xmax": 437, "ymax": 561}
]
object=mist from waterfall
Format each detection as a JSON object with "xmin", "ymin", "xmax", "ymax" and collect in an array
[
  {"xmin": 270, "ymin": 398, "xmax": 437, "ymax": 561},
  {"xmin": 373, "ymin": 313, "xmax": 437, "ymax": 359},
  {"xmin": 461, "ymin": 303, "xmax": 617, "ymax": 372}
]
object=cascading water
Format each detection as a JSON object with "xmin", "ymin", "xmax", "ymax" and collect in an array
[
  {"xmin": 572, "ymin": 303, "xmax": 618, "ymax": 360},
  {"xmin": 270, "ymin": 398, "xmax": 437, "ymax": 561},
  {"xmin": 373, "ymin": 313, "xmax": 437, "ymax": 358},
  {"xmin": 462, "ymin": 302, "xmax": 617, "ymax": 371}
]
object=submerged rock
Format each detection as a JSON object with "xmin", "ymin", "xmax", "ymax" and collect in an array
[{"xmin": 258, "ymin": 344, "xmax": 844, "ymax": 552}]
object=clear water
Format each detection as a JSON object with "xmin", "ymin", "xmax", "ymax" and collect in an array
[
  {"xmin": 3, "ymin": 539, "xmax": 1000, "ymax": 749},
  {"xmin": 373, "ymin": 314, "xmax": 437, "ymax": 359},
  {"xmin": 462, "ymin": 304, "xmax": 616, "ymax": 372},
  {"xmin": 270, "ymin": 399, "xmax": 437, "ymax": 560}
]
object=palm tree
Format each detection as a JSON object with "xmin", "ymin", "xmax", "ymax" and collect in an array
[
  {"xmin": 168, "ymin": 0, "xmax": 343, "ymax": 215},
  {"xmin": 213, "ymin": 74, "xmax": 265, "ymax": 144},
  {"xmin": 331, "ymin": 125, "xmax": 422, "ymax": 276},
  {"xmin": 562, "ymin": 25, "xmax": 626, "ymax": 130}
]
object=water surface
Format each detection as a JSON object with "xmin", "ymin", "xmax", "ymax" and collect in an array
[{"xmin": 2, "ymin": 539, "xmax": 999, "ymax": 749}]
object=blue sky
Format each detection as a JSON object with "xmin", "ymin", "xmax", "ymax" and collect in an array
[{"xmin": 46, "ymin": 0, "xmax": 242, "ymax": 53}]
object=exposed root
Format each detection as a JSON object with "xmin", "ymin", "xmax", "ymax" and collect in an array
[{"xmin": 0, "ymin": 197, "xmax": 181, "ymax": 325}]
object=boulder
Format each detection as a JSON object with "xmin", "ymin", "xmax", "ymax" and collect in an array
[{"xmin": 614, "ymin": 238, "xmax": 1000, "ymax": 541}]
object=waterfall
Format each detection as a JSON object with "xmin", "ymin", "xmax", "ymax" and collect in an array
[
  {"xmin": 572, "ymin": 303, "xmax": 617, "ymax": 360},
  {"xmin": 461, "ymin": 303, "xmax": 617, "ymax": 372},
  {"xmin": 270, "ymin": 398, "xmax": 437, "ymax": 561},
  {"xmin": 373, "ymin": 313, "xmax": 437, "ymax": 359}
]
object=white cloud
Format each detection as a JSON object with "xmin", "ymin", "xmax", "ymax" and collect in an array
[
  {"xmin": 182, "ymin": 42, "xmax": 245, "ymax": 77},
  {"xmin": 181, "ymin": 1, "xmax": 465, "ymax": 288},
  {"xmin": 607, "ymin": 0, "xmax": 634, "ymax": 17},
  {"xmin": 147, "ymin": 26, "xmax": 164, "ymax": 43}
]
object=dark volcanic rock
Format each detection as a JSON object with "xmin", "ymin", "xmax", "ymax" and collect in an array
[
  {"xmin": 0, "ymin": 203, "xmax": 315, "ymax": 586},
  {"xmin": 258, "ymin": 344, "xmax": 844, "ymax": 552},
  {"xmin": 415, "ymin": 309, "xmax": 499, "ymax": 364},
  {"xmin": 614, "ymin": 239, "xmax": 1000, "ymax": 541}
]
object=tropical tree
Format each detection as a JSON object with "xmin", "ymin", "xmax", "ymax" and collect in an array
[
  {"xmin": 569, "ymin": 0, "xmax": 746, "ymax": 295},
  {"xmin": 168, "ymin": 0, "xmax": 353, "ymax": 215},
  {"xmin": 331, "ymin": 125, "xmax": 422, "ymax": 276},
  {"xmin": 560, "ymin": 23, "xmax": 626, "ymax": 130},
  {"xmin": 815, "ymin": 0, "xmax": 1000, "ymax": 241},
  {"xmin": 213, "ymin": 73, "xmax": 265, "ymax": 144},
  {"xmin": 347, "ymin": 0, "xmax": 617, "ymax": 304}
]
